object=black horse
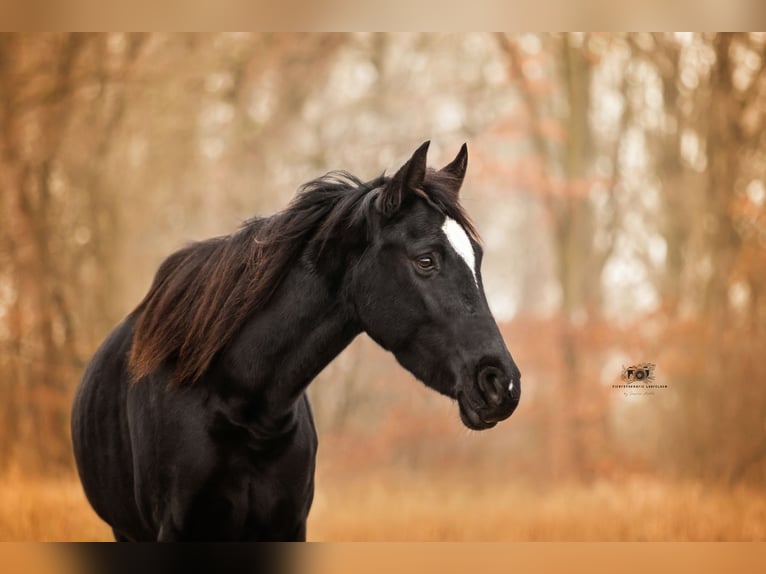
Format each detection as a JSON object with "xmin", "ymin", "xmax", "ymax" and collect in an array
[{"xmin": 71, "ymin": 141, "xmax": 521, "ymax": 541}]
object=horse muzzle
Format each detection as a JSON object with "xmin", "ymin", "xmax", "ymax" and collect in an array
[{"xmin": 457, "ymin": 364, "xmax": 520, "ymax": 430}]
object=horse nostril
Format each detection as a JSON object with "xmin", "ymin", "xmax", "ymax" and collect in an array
[{"xmin": 478, "ymin": 366, "xmax": 506, "ymax": 407}]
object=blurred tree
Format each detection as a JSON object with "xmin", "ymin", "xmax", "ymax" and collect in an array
[
  {"xmin": 0, "ymin": 33, "xmax": 348, "ymax": 472},
  {"xmin": 0, "ymin": 33, "xmax": 764, "ymax": 487},
  {"xmin": 496, "ymin": 33, "xmax": 622, "ymax": 479},
  {"xmin": 0, "ymin": 33, "xmax": 146, "ymax": 469}
]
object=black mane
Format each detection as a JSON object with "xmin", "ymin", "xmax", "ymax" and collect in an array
[{"xmin": 128, "ymin": 168, "xmax": 477, "ymax": 386}]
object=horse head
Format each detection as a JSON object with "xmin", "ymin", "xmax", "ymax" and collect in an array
[{"xmin": 351, "ymin": 142, "xmax": 521, "ymax": 430}]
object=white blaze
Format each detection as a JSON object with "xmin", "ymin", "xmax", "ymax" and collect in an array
[{"xmin": 442, "ymin": 217, "xmax": 477, "ymax": 286}]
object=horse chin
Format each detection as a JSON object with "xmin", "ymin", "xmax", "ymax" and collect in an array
[{"xmin": 458, "ymin": 397, "xmax": 498, "ymax": 431}]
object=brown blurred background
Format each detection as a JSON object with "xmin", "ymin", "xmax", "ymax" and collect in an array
[{"xmin": 0, "ymin": 33, "xmax": 765, "ymax": 540}]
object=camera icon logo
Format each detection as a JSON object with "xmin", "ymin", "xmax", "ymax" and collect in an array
[{"xmin": 621, "ymin": 362, "xmax": 656, "ymax": 383}]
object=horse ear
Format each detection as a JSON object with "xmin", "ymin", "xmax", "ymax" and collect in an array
[
  {"xmin": 377, "ymin": 140, "xmax": 430, "ymax": 216},
  {"xmin": 439, "ymin": 143, "xmax": 468, "ymax": 193}
]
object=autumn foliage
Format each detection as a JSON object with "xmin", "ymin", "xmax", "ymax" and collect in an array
[{"xmin": 1, "ymin": 33, "xmax": 765, "ymax": 540}]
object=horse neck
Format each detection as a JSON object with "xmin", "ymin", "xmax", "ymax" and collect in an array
[{"xmin": 221, "ymin": 252, "xmax": 361, "ymax": 416}]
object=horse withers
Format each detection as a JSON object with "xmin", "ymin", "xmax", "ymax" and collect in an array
[{"xmin": 71, "ymin": 141, "xmax": 521, "ymax": 541}]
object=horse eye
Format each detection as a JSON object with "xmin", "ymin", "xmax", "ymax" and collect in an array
[{"xmin": 416, "ymin": 255, "xmax": 435, "ymax": 270}]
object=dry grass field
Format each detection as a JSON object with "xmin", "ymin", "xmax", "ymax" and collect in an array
[
  {"xmin": 1, "ymin": 470, "xmax": 765, "ymax": 541},
  {"xmin": 0, "ymin": 474, "xmax": 112, "ymax": 541},
  {"xmin": 310, "ymin": 472, "xmax": 766, "ymax": 541}
]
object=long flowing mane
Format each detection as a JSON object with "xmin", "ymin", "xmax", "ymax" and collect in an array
[{"xmin": 128, "ymin": 169, "xmax": 477, "ymax": 385}]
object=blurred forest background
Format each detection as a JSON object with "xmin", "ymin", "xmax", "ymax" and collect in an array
[{"xmin": 1, "ymin": 33, "xmax": 765, "ymax": 540}]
